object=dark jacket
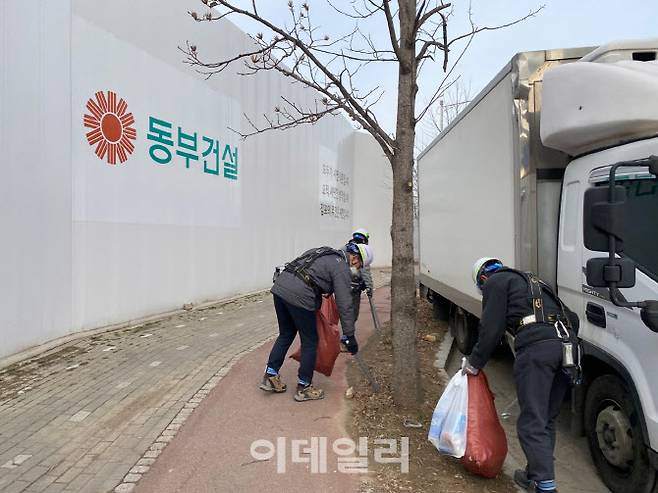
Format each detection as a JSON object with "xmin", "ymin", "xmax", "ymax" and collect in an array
[
  {"xmin": 271, "ymin": 248, "xmax": 356, "ymax": 336},
  {"xmin": 468, "ymin": 270, "xmax": 578, "ymax": 369}
]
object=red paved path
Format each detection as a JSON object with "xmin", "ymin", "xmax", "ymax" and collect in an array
[{"xmin": 137, "ymin": 288, "xmax": 391, "ymax": 493}]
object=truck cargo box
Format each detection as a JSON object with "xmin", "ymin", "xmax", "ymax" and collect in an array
[{"xmin": 418, "ymin": 47, "xmax": 593, "ymax": 316}]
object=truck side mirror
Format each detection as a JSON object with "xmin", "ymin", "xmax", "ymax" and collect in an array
[
  {"xmin": 641, "ymin": 301, "xmax": 658, "ymax": 333},
  {"xmin": 583, "ymin": 186, "xmax": 627, "ymax": 253},
  {"xmin": 582, "ymin": 156, "xmax": 658, "ymax": 332},
  {"xmin": 586, "ymin": 257, "xmax": 636, "ymax": 288}
]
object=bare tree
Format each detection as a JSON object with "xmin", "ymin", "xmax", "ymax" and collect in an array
[{"xmin": 184, "ymin": 0, "xmax": 542, "ymax": 409}]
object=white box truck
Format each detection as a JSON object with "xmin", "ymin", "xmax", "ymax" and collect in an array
[{"xmin": 418, "ymin": 40, "xmax": 658, "ymax": 493}]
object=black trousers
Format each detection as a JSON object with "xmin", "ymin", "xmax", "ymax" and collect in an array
[
  {"xmin": 513, "ymin": 339, "xmax": 570, "ymax": 482},
  {"xmin": 267, "ymin": 295, "xmax": 318, "ymax": 384}
]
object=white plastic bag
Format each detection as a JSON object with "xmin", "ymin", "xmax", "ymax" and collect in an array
[{"xmin": 428, "ymin": 370, "xmax": 468, "ymax": 458}]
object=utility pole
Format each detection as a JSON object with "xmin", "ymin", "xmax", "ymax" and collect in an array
[{"xmin": 439, "ymin": 99, "xmax": 444, "ymax": 132}]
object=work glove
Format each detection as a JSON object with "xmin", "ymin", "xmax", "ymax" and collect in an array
[
  {"xmin": 342, "ymin": 335, "xmax": 359, "ymax": 355},
  {"xmin": 461, "ymin": 358, "xmax": 479, "ymax": 376}
]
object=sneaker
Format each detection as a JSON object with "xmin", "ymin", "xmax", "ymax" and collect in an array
[
  {"xmin": 514, "ymin": 469, "xmax": 535, "ymax": 491},
  {"xmin": 294, "ymin": 384, "xmax": 325, "ymax": 402},
  {"xmin": 535, "ymin": 478, "xmax": 557, "ymax": 493},
  {"xmin": 259, "ymin": 374, "xmax": 287, "ymax": 393}
]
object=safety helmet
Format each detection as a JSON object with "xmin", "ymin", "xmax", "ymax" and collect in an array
[
  {"xmin": 347, "ymin": 242, "xmax": 374, "ymax": 267},
  {"xmin": 472, "ymin": 257, "xmax": 503, "ymax": 288},
  {"xmin": 352, "ymin": 228, "xmax": 370, "ymax": 245},
  {"xmin": 357, "ymin": 243, "xmax": 374, "ymax": 267}
]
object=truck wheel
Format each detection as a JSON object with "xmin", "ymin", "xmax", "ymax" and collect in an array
[
  {"xmin": 584, "ymin": 375, "xmax": 657, "ymax": 493},
  {"xmin": 450, "ymin": 307, "xmax": 478, "ymax": 355}
]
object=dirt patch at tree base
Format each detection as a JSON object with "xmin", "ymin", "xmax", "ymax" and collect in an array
[{"xmin": 346, "ymin": 297, "xmax": 515, "ymax": 493}]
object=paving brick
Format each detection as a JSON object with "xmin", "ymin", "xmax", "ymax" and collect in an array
[
  {"xmin": 52, "ymin": 465, "xmax": 83, "ymax": 485},
  {"xmin": 41, "ymin": 480, "xmax": 67, "ymax": 493},
  {"xmin": 82, "ymin": 462, "xmax": 126, "ymax": 491},
  {"xmin": 134, "ymin": 457, "xmax": 154, "ymax": 467},
  {"xmin": 41, "ymin": 457, "xmax": 69, "ymax": 476},
  {"xmin": 113, "ymin": 483, "xmax": 135, "ymax": 493},
  {"xmin": 129, "ymin": 464, "xmax": 150, "ymax": 474},
  {"xmin": 3, "ymin": 480, "xmax": 31, "ymax": 493},
  {"xmin": 18, "ymin": 464, "xmax": 49, "ymax": 483},
  {"xmin": 88, "ymin": 441, "xmax": 112, "ymax": 456},
  {"xmin": 61, "ymin": 472, "xmax": 95, "ymax": 492},
  {"xmin": 23, "ymin": 474, "xmax": 58, "ymax": 492},
  {"xmin": 0, "ymin": 474, "xmax": 19, "ymax": 490},
  {"xmin": 123, "ymin": 473, "xmax": 141, "ymax": 483}
]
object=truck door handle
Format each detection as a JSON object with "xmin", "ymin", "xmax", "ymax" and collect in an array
[{"xmin": 586, "ymin": 302, "xmax": 607, "ymax": 328}]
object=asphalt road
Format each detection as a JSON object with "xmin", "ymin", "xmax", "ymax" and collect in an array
[{"xmin": 446, "ymin": 344, "xmax": 610, "ymax": 493}]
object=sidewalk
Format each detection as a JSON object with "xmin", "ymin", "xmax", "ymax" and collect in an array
[
  {"xmin": 0, "ymin": 269, "xmax": 390, "ymax": 493},
  {"xmin": 135, "ymin": 287, "xmax": 390, "ymax": 493}
]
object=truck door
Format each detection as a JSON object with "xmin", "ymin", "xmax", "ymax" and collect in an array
[{"xmin": 578, "ymin": 166, "xmax": 658, "ymax": 492}]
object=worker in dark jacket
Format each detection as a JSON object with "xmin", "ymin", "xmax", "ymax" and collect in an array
[
  {"xmin": 346, "ymin": 228, "xmax": 374, "ymax": 322},
  {"xmin": 260, "ymin": 243, "xmax": 372, "ymax": 402},
  {"xmin": 463, "ymin": 257, "xmax": 579, "ymax": 493}
]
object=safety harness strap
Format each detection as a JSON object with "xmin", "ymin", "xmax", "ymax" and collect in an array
[
  {"xmin": 528, "ymin": 274, "xmax": 547, "ymax": 324},
  {"xmin": 499, "ymin": 268, "xmax": 572, "ymax": 331},
  {"xmin": 283, "ymin": 247, "xmax": 340, "ymax": 295}
]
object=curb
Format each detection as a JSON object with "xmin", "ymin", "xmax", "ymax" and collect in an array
[
  {"xmin": 113, "ymin": 334, "xmax": 276, "ymax": 493},
  {"xmin": 434, "ymin": 331, "xmax": 454, "ymax": 383}
]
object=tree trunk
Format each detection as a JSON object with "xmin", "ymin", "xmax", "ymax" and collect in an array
[{"xmin": 390, "ymin": 0, "xmax": 421, "ymax": 409}]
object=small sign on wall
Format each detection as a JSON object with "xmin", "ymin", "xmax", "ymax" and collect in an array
[{"xmin": 319, "ymin": 145, "xmax": 352, "ymax": 229}]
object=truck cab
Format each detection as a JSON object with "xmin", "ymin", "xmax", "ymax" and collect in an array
[{"xmin": 543, "ymin": 55, "xmax": 658, "ymax": 492}]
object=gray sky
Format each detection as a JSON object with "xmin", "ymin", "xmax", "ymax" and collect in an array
[{"xmin": 221, "ymin": 1, "xmax": 658, "ymax": 148}]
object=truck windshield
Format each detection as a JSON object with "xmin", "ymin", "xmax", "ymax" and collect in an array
[{"xmin": 605, "ymin": 177, "xmax": 658, "ymax": 280}]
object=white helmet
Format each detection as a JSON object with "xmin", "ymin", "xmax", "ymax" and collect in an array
[
  {"xmin": 472, "ymin": 257, "xmax": 503, "ymax": 288},
  {"xmin": 356, "ymin": 243, "xmax": 374, "ymax": 267},
  {"xmin": 352, "ymin": 228, "xmax": 370, "ymax": 244}
]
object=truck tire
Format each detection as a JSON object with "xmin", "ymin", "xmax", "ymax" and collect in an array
[
  {"xmin": 450, "ymin": 306, "xmax": 478, "ymax": 355},
  {"xmin": 584, "ymin": 375, "xmax": 657, "ymax": 493}
]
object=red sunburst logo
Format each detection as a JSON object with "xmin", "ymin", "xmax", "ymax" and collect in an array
[{"xmin": 84, "ymin": 91, "xmax": 137, "ymax": 165}]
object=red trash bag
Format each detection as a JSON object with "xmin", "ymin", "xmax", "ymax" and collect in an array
[
  {"xmin": 460, "ymin": 371, "xmax": 508, "ymax": 478},
  {"xmin": 289, "ymin": 295, "xmax": 341, "ymax": 377}
]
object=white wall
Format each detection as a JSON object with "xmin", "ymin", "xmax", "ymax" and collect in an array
[
  {"xmin": 0, "ymin": 2, "xmax": 74, "ymax": 358},
  {"xmin": 351, "ymin": 131, "xmax": 393, "ymax": 267},
  {"xmin": 0, "ymin": 0, "xmax": 391, "ymax": 359}
]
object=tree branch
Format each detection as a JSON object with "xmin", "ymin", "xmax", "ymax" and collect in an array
[
  {"xmin": 415, "ymin": 2, "xmax": 452, "ymax": 33},
  {"xmin": 382, "ymin": 0, "xmax": 401, "ymax": 59},
  {"xmin": 447, "ymin": 5, "xmax": 544, "ymax": 48},
  {"xmin": 195, "ymin": 0, "xmax": 395, "ymax": 153},
  {"xmin": 232, "ymin": 97, "xmax": 341, "ymax": 139}
]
